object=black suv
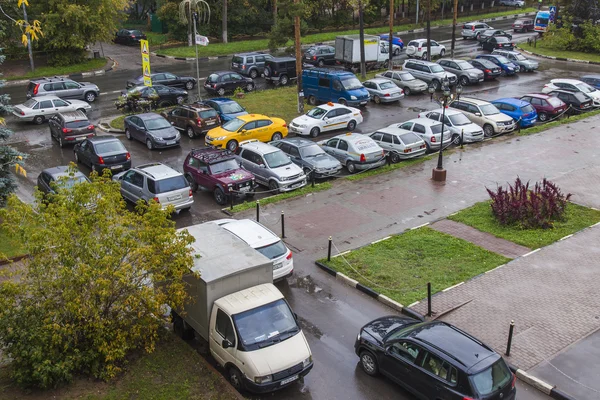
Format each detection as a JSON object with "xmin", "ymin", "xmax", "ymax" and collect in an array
[
  {"xmin": 48, "ymin": 111, "xmax": 95, "ymax": 148},
  {"xmin": 355, "ymin": 316, "xmax": 516, "ymax": 400},
  {"xmin": 263, "ymin": 57, "xmax": 297, "ymax": 86},
  {"xmin": 303, "ymin": 45, "xmax": 336, "ymax": 67}
]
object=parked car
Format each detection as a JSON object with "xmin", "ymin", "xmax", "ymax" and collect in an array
[
  {"xmin": 477, "ymin": 29, "xmax": 512, "ymax": 43},
  {"xmin": 449, "ymin": 97, "xmax": 516, "ymax": 136},
  {"xmin": 461, "ymin": 22, "xmax": 493, "ymax": 40},
  {"xmin": 12, "ymin": 95, "xmax": 92, "ymax": 125},
  {"xmin": 126, "ymin": 72, "xmax": 196, "ymax": 90},
  {"xmin": 355, "ymin": 316, "xmax": 517, "ymax": 400},
  {"xmin": 124, "ymin": 113, "xmax": 181, "ymax": 150},
  {"xmin": 519, "ymin": 93, "xmax": 568, "ymax": 122},
  {"xmin": 302, "ymin": 68, "xmax": 370, "ymax": 107},
  {"xmin": 390, "ymin": 118, "xmax": 452, "ymax": 152},
  {"xmin": 235, "ymin": 141, "xmax": 306, "ymax": 192},
  {"xmin": 402, "ymin": 59, "xmax": 457, "ymax": 90},
  {"xmin": 161, "ymin": 104, "xmax": 221, "ymax": 138},
  {"xmin": 491, "ymin": 98, "xmax": 538, "ymax": 128},
  {"xmin": 375, "ymin": 70, "xmax": 428, "ymax": 95},
  {"xmin": 37, "ymin": 166, "xmax": 89, "ymax": 196},
  {"xmin": 467, "ymin": 58, "xmax": 502, "ymax": 80},
  {"xmin": 270, "ymin": 137, "xmax": 342, "ymax": 178},
  {"xmin": 368, "ymin": 127, "xmax": 427, "ymax": 162},
  {"xmin": 317, "ymin": 133, "xmax": 386, "ymax": 173},
  {"xmin": 204, "ymin": 71, "xmax": 254, "ymax": 96},
  {"xmin": 264, "ymin": 57, "xmax": 297, "ymax": 86},
  {"xmin": 362, "ymin": 78, "xmax": 404, "ymax": 104},
  {"xmin": 183, "ymin": 147, "xmax": 255, "ymax": 205},
  {"xmin": 542, "ymin": 78, "xmax": 600, "ymax": 106},
  {"xmin": 418, "ymin": 108, "xmax": 484, "ymax": 144},
  {"xmin": 380, "ymin": 41, "xmax": 402, "ymax": 56},
  {"xmin": 231, "ymin": 52, "xmax": 273, "ymax": 79},
  {"xmin": 500, "ymin": 0, "xmax": 524, "ymax": 6},
  {"xmin": 48, "ymin": 111, "xmax": 95, "ymax": 148},
  {"xmin": 379, "ymin": 34, "xmax": 404, "ymax": 51},
  {"xmin": 492, "ymin": 50, "xmax": 539, "ymax": 72},
  {"xmin": 200, "ymin": 98, "xmax": 248, "ymax": 122},
  {"xmin": 113, "ymin": 163, "xmax": 193, "ymax": 211},
  {"xmin": 114, "ymin": 29, "xmax": 146, "ymax": 45},
  {"xmin": 405, "ymin": 39, "xmax": 446, "ymax": 59},
  {"xmin": 289, "ymin": 102, "xmax": 363, "ymax": 137},
  {"xmin": 547, "ymin": 90, "xmax": 594, "ymax": 114},
  {"xmin": 581, "ymin": 74, "xmax": 600, "ymax": 90},
  {"xmin": 121, "ymin": 85, "xmax": 188, "ymax": 108},
  {"xmin": 74, "ymin": 136, "xmax": 131, "ymax": 174},
  {"xmin": 27, "ymin": 77, "xmax": 100, "ymax": 102},
  {"xmin": 214, "ymin": 219, "xmax": 294, "ymax": 281},
  {"xmin": 205, "ymin": 114, "xmax": 288, "ymax": 151},
  {"xmin": 437, "ymin": 59, "xmax": 484, "ymax": 86},
  {"xmin": 481, "ymin": 36, "xmax": 515, "ymax": 52},
  {"xmin": 476, "ymin": 54, "xmax": 518, "ymax": 76},
  {"xmin": 512, "ymin": 18, "xmax": 534, "ymax": 32},
  {"xmin": 303, "ymin": 45, "xmax": 336, "ymax": 67}
]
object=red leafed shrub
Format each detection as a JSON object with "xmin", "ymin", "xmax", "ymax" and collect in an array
[{"xmin": 486, "ymin": 177, "xmax": 572, "ymax": 229}]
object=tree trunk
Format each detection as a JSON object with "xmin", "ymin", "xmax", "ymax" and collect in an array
[
  {"xmin": 273, "ymin": 0, "xmax": 278, "ymax": 24},
  {"xmin": 222, "ymin": 0, "xmax": 228, "ymax": 44},
  {"xmin": 426, "ymin": 0, "xmax": 431, "ymax": 61},
  {"xmin": 451, "ymin": 0, "xmax": 458, "ymax": 57},
  {"xmin": 294, "ymin": 0, "xmax": 303, "ymax": 114},
  {"xmin": 359, "ymin": 0, "xmax": 366, "ymax": 79}
]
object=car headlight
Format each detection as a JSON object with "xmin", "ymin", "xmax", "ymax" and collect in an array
[
  {"xmin": 214, "ymin": 136, "xmax": 227, "ymax": 141},
  {"xmin": 350, "ymin": 95, "xmax": 357, "ymax": 100},
  {"xmin": 175, "ymin": 132, "xmax": 181, "ymax": 140},
  {"xmin": 302, "ymin": 355, "xmax": 312, "ymax": 368},
  {"xmin": 357, "ymin": 332, "xmax": 361, "ymax": 341},
  {"xmin": 297, "ymin": 124, "xmax": 307, "ymax": 128},
  {"xmin": 254, "ymin": 375, "xmax": 272, "ymax": 384}
]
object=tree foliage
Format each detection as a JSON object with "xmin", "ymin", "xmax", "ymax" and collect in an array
[
  {"xmin": 0, "ymin": 170, "xmax": 195, "ymax": 388},
  {"xmin": 268, "ymin": 0, "xmax": 308, "ymax": 51}
]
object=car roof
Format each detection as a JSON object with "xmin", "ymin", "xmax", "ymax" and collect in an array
[
  {"xmin": 582, "ymin": 74, "xmax": 600, "ymax": 79},
  {"xmin": 43, "ymin": 166, "xmax": 87, "ymax": 179},
  {"xmin": 28, "ymin": 95, "xmax": 61, "ymax": 101},
  {"xmin": 303, "ymin": 67, "xmax": 355, "ymax": 77},
  {"xmin": 278, "ymin": 137, "xmax": 316, "ymax": 147},
  {"xmin": 209, "ymin": 97, "xmax": 237, "ymax": 104},
  {"xmin": 405, "ymin": 118, "xmax": 441, "ymax": 126},
  {"xmin": 234, "ymin": 52, "xmax": 268, "ymax": 57},
  {"xmin": 492, "ymin": 97, "xmax": 529, "ymax": 107},
  {"xmin": 493, "ymin": 49, "xmax": 517, "ymax": 54},
  {"xmin": 135, "ymin": 163, "xmax": 182, "ymax": 180},
  {"xmin": 478, "ymin": 54, "xmax": 504, "ymax": 60},
  {"xmin": 30, "ymin": 76, "xmax": 75, "ymax": 84},
  {"xmin": 314, "ymin": 102, "xmax": 351, "ymax": 111},
  {"xmin": 366, "ymin": 78, "xmax": 392, "ymax": 84},
  {"xmin": 190, "ymin": 147, "xmax": 236, "ymax": 164},
  {"xmin": 268, "ymin": 56, "xmax": 296, "ymax": 62},
  {"xmin": 405, "ymin": 59, "xmax": 438, "ymax": 66},
  {"xmin": 215, "ymin": 218, "xmax": 280, "ymax": 248},
  {"xmin": 135, "ymin": 113, "xmax": 165, "ymax": 120},
  {"xmin": 523, "ymin": 93, "xmax": 551, "ymax": 99},
  {"xmin": 332, "ymin": 132, "xmax": 373, "ymax": 142},
  {"xmin": 87, "ymin": 135, "xmax": 120, "ymax": 143},
  {"xmin": 463, "ymin": 22, "xmax": 488, "ymax": 26},
  {"xmin": 57, "ymin": 111, "xmax": 88, "ymax": 121},
  {"xmin": 215, "ymin": 283, "xmax": 284, "ymax": 316},
  {"xmin": 457, "ymin": 97, "xmax": 491, "ymax": 105},
  {"xmin": 240, "ymin": 141, "xmax": 279, "ymax": 154},
  {"xmin": 427, "ymin": 107, "xmax": 464, "ymax": 116},
  {"xmin": 550, "ymin": 78, "xmax": 585, "ymax": 85},
  {"xmin": 372, "ymin": 126, "xmax": 415, "ymax": 136},
  {"xmin": 237, "ymin": 113, "xmax": 270, "ymax": 121},
  {"xmin": 180, "ymin": 104, "xmax": 214, "ymax": 112},
  {"xmin": 212, "ymin": 70, "xmax": 239, "ymax": 76}
]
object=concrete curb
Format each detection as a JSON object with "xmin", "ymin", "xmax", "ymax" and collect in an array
[
  {"xmin": 507, "ymin": 365, "xmax": 577, "ymax": 400},
  {"xmin": 0, "ymin": 254, "xmax": 29, "ymax": 266},
  {"xmin": 517, "ymin": 48, "xmax": 600, "ymax": 66},
  {"xmin": 98, "ymin": 121, "xmax": 125, "ymax": 134}
]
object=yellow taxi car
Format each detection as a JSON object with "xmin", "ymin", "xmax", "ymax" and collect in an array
[{"xmin": 205, "ymin": 114, "xmax": 288, "ymax": 151}]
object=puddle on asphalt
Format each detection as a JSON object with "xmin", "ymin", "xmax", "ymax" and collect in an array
[
  {"xmin": 290, "ymin": 275, "xmax": 323, "ymax": 295},
  {"xmin": 407, "ymin": 107, "xmax": 427, "ymax": 113}
]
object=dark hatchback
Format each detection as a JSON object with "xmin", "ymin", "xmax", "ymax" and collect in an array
[
  {"xmin": 203, "ymin": 71, "xmax": 254, "ymax": 96},
  {"xmin": 37, "ymin": 166, "xmax": 89, "ymax": 196},
  {"xmin": 120, "ymin": 85, "xmax": 188, "ymax": 108},
  {"xmin": 74, "ymin": 136, "xmax": 131, "ymax": 174},
  {"xmin": 114, "ymin": 29, "xmax": 146, "ymax": 45},
  {"xmin": 126, "ymin": 72, "xmax": 197, "ymax": 90},
  {"xmin": 467, "ymin": 59, "xmax": 502, "ymax": 80},
  {"xmin": 548, "ymin": 89, "xmax": 594, "ymax": 114},
  {"xmin": 303, "ymin": 45, "xmax": 336, "ymax": 67},
  {"xmin": 481, "ymin": 36, "xmax": 515, "ymax": 52},
  {"xmin": 355, "ymin": 316, "xmax": 516, "ymax": 400},
  {"xmin": 520, "ymin": 93, "xmax": 568, "ymax": 122}
]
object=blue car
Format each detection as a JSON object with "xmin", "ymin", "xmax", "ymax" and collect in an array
[
  {"xmin": 581, "ymin": 75, "xmax": 600, "ymax": 90},
  {"xmin": 492, "ymin": 98, "xmax": 537, "ymax": 128},
  {"xmin": 200, "ymin": 98, "xmax": 248, "ymax": 123},
  {"xmin": 476, "ymin": 54, "xmax": 518, "ymax": 76},
  {"xmin": 379, "ymin": 34, "xmax": 404, "ymax": 49}
]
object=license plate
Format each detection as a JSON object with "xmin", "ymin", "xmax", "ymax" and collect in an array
[
  {"xmin": 165, "ymin": 140, "xmax": 176, "ymax": 145},
  {"xmin": 168, "ymin": 194, "xmax": 182, "ymax": 201},
  {"xmin": 232, "ymin": 63, "xmax": 238, "ymax": 67},
  {"xmin": 206, "ymin": 121, "xmax": 215, "ymax": 125},
  {"xmin": 110, "ymin": 165, "xmax": 122, "ymax": 170},
  {"xmin": 273, "ymin": 262, "xmax": 283, "ymax": 270},
  {"xmin": 290, "ymin": 182, "xmax": 303, "ymax": 188},
  {"xmin": 280, "ymin": 375, "xmax": 298, "ymax": 385},
  {"xmin": 479, "ymin": 78, "xmax": 484, "ymax": 82},
  {"xmin": 239, "ymin": 186, "xmax": 250, "ymax": 192},
  {"xmin": 360, "ymin": 101, "xmax": 367, "ymax": 105}
]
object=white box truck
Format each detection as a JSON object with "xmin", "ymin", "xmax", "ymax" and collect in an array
[
  {"xmin": 335, "ymin": 34, "xmax": 389, "ymax": 71},
  {"xmin": 171, "ymin": 222, "xmax": 313, "ymax": 393}
]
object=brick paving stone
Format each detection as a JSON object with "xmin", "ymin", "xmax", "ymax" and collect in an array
[{"xmin": 430, "ymin": 219, "xmax": 531, "ymax": 259}]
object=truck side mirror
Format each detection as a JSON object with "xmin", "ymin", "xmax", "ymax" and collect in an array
[{"xmin": 222, "ymin": 339, "xmax": 233, "ymax": 349}]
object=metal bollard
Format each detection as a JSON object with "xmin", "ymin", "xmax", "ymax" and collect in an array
[
  {"xmin": 230, "ymin": 193, "xmax": 234, "ymax": 210},
  {"xmin": 506, "ymin": 320, "xmax": 515, "ymax": 356},
  {"xmin": 427, "ymin": 282, "xmax": 432, "ymax": 317},
  {"xmin": 327, "ymin": 236, "xmax": 332, "ymax": 261},
  {"xmin": 256, "ymin": 200, "xmax": 260, "ymax": 223},
  {"xmin": 312, "ymin": 170, "xmax": 315, "ymax": 188},
  {"xmin": 460, "ymin": 129, "xmax": 464, "ymax": 149},
  {"xmin": 281, "ymin": 211, "xmax": 286, "ymax": 238},
  {"xmin": 387, "ymin": 153, "xmax": 391, "ymax": 166}
]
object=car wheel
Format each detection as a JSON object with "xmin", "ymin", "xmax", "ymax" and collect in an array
[
  {"xmin": 146, "ymin": 139, "xmax": 154, "ymax": 150},
  {"xmin": 186, "ymin": 126, "xmax": 196, "ymax": 138},
  {"xmin": 403, "ymin": 86, "xmax": 411, "ymax": 96},
  {"xmin": 176, "ymin": 96, "xmax": 185, "ymax": 105},
  {"xmin": 217, "ymin": 87, "xmax": 226, "ymax": 96},
  {"xmin": 432, "ymin": 80, "xmax": 441, "ymax": 91},
  {"xmin": 439, "ymin": 49, "xmax": 445, "ymax": 57},
  {"xmin": 272, "ymin": 132, "xmax": 283, "ymax": 141},
  {"xmin": 483, "ymin": 124, "xmax": 494, "ymax": 137},
  {"xmin": 347, "ymin": 120, "xmax": 357, "ymax": 130},
  {"xmin": 125, "ymin": 129, "xmax": 132, "ymax": 140},
  {"xmin": 452, "ymin": 134, "xmax": 462, "ymax": 145},
  {"xmin": 500, "ymin": 69, "xmax": 507, "ymax": 77},
  {"xmin": 214, "ymin": 187, "xmax": 226, "ymax": 205},
  {"xmin": 421, "ymin": 52, "xmax": 428, "ymax": 60},
  {"xmin": 309, "ymin": 127, "xmax": 320, "ymax": 138},
  {"xmin": 226, "ymin": 140, "xmax": 238, "ymax": 152},
  {"xmin": 246, "ymin": 83, "xmax": 254, "ymax": 92},
  {"xmin": 360, "ymin": 351, "xmax": 379, "ymax": 376},
  {"xmin": 308, "ymin": 95, "xmax": 317, "ymax": 106},
  {"xmin": 462, "ymin": 36, "xmax": 467, "ymax": 40},
  {"xmin": 520, "ymin": 65, "xmax": 525, "ymax": 73},
  {"xmin": 186, "ymin": 174, "xmax": 198, "ymax": 192},
  {"xmin": 159, "ymin": 100, "xmax": 171, "ymax": 108},
  {"xmin": 249, "ymin": 69, "xmax": 258, "ymax": 79},
  {"xmin": 228, "ymin": 367, "xmax": 244, "ymax": 392},
  {"xmin": 339, "ymin": 98, "xmax": 348, "ymax": 106},
  {"xmin": 373, "ymin": 95, "xmax": 381, "ymax": 104},
  {"xmin": 318, "ymin": 59, "xmax": 325, "ymax": 67},
  {"xmin": 346, "ymin": 161, "xmax": 356, "ymax": 174},
  {"xmin": 268, "ymin": 180, "xmax": 279, "ymax": 193},
  {"xmin": 538, "ymin": 112, "xmax": 548, "ymax": 122},
  {"xmin": 394, "ymin": 48, "xmax": 400, "ymax": 56},
  {"xmin": 85, "ymin": 92, "xmax": 97, "ymax": 102},
  {"xmin": 390, "ymin": 152, "xmax": 401, "ymax": 163},
  {"xmin": 460, "ymin": 76, "xmax": 470, "ymax": 86},
  {"xmin": 185, "ymin": 81, "xmax": 195, "ymax": 90},
  {"xmin": 280, "ymin": 75, "xmax": 289, "ymax": 86}
]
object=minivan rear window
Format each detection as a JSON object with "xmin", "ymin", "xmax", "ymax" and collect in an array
[
  {"xmin": 400, "ymin": 132, "xmax": 421, "ymax": 145},
  {"xmin": 470, "ymin": 359, "xmax": 512, "ymax": 396},
  {"xmin": 152, "ymin": 176, "xmax": 188, "ymax": 194},
  {"xmin": 232, "ymin": 56, "xmax": 243, "ymax": 64},
  {"xmin": 256, "ymin": 240, "xmax": 287, "ymax": 260},
  {"xmin": 200, "ymin": 110, "xmax": 218, "ymax": 119},
  {"xmin": 65, "ymin": 120, "xmax": 91, "ymax": 129}
]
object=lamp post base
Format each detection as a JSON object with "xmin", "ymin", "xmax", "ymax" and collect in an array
[{"xmin": 432, "ymin": 167, "xmax": 447, "ymax": 182}]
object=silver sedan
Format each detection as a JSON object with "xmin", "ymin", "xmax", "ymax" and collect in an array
[
  {"xmin": 362, "ymin": 78, "xmax": 404, "ymax": 104},
  {"xmin": 12, "ymin": 95, "xmax": 92, "ymax": 125},
  {"xmin": 368, "ymin": 127, "xmax": 427, "ymax": 162}
]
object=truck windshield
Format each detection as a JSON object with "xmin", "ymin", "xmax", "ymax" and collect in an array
[
  {"xmin": 233, "ymin": 299, "xmax": 300, "ymax": 350},
  {"xmin": 341, "ymin": 77, "xmax": 363, "ymax": 90}
]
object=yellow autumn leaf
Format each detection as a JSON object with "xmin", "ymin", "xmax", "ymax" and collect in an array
[
  {"xmin": 18, "ymin": 0, "xmax": 29, "ymax": 7},
  {"xmin": 21, "ymin": 34, "xmax": 27, "ymax": 46}
]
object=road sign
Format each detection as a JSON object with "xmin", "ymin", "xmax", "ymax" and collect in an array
[
  {"xmin": 195, "ymin": 34, "xmax": 209, "ymax": 46},
  {"xmin": 140, "ymin": 39, "xmax": 152, "ymax": 87}
]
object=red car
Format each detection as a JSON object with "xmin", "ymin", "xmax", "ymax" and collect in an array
[{"xmin": 519, "ymin": 93, "xmax": 568, "ymax": 122}]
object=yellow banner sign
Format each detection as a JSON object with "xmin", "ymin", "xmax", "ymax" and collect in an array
[{"xmin": 140, "ymin": 40, "xmax": 152, "ymax": 87}]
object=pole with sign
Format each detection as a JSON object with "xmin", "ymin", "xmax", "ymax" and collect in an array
[{"xmin": 140, "ymin": 40, "xmax": 152, "ymax": 87}]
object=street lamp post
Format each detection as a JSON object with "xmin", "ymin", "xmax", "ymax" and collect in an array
[{"xmin": 430, "ymin": 78, "xmax": 463, "ymax": 182}]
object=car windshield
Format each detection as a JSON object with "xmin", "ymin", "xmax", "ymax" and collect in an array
[
  {"xmin": 221, "ymin": 118, "xmax": 246, "ymax": 132},
  {"xmin": 449, "ymin": 113, "xmax": 472, "ymax": 126},
  {"xmin": 145, "ymin": 118, "xmax": 172, "ymax": 130},
  {"xmin": 127, "ymin": 87, "xmax": 143, "ymax": 95},
  {"xmin": 264, "ymin": 150, "xmax": 292, "ymax": 168},
  {"xmin": 65, "ymin": 120, "xmax": 91, "ymax": 129},
  {"xmin": 220, "ymin": 102, "xmax": 245, "ymax": 114},
  {"xmin": 210, "ymin": 159, "xmax": 239, "ymax": 174},
  {"xmin": 456, "ymin": 61, "xmax": 472, "ymax": 69},
  {"xmin": 399, "ymin": 72, "xmax": 415, "ymax": 81},
  {"xmin": 233, "ymin": 299, "xmax": 299, "ymax": 350},
  {"xmin": 470, "ymin": 359, "xmax": 512, "ymax": 396},
  {"xmin": 95, "ymin": 141, "xmax": 126, "ymax": 154},
  {"xmin": 514, "ymin": 54, "xmax": 527, "ymax": 61},
  {"xmin": 154, "ymin": 176, "xmax": 188, "ymax": 194},
  {"xmin": 306, "ymin": 107, "xmax": 327, "ymax": 119},
  {"xmin": 521, "ymin": 104, "xmax": 535, "ymax": 113},
  {"xmin": 429, "ymin": 65, "xmax": 445, "ymax": 73},
  {"xmin": 380, "ymin": 81, "xmax": 396, "ymax": 90},
  {"xmin": 496, "ymin": 56, "xmax": 510, "ymax": 63},
  {"xmin": 400, "ymin": 132, "xmax": 421, "ymax": 145},
  {"xmin": 23, "ymin": 99, "xmax": 37, "ymax": 108},
  {"xmin": 256, "ymin": 240, "xmax": 287, "ymax": 260},
  {"xmin": 575, "ymin": 83, "xmax": 594, "ymax": 93},
  {"xmin": 300, "ymin": 144, "xmax": 326, "ymax": 157},
  {"xmin": 547, "ymin": 97, "xmax": 564, "ymax": 107},
  {"xmin": 480, "ymin": 104, "xmax": 500, "ymax": 115},
  {"xmin": 341, "ymin": 77, "xmax": 363, "ymax": 90},
  {"xmin": 131, "ymin": 30, "xmax": 143, "ymax": 36}
]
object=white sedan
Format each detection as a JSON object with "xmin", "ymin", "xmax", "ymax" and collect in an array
[
  {"xmin": 289, "ymin": 102, "xmax": 364, "ymax": 138},
  {"xmin": 12, "ymin": 95, "xmax": 92, "ymax": 124},
  {"xmin": 542, "ymin": 79, "xmax": 600, "ymax": 107}
]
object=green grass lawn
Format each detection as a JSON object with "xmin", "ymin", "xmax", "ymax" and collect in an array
[
  {"xmin": 146, "ymin": 32, "xmax": 173, "ymax": 46},
  {"xmin": 111, "ymin": 115, "xmax": 127, "ymax": 130},
  {"xmin": 0, "ymin": 227, "xmax": 26, "ymax": 259},
  {"xmin": 519, "ymin": 109, "xmax": 600, "ymax": 136},
  {"xmin": 520, "ymin": 42, "xmax": 600, "ymax": 63},
  {"xmin": 320, "ymin": 227, "xmax": 509, "ymax": 306},
  {"xmin": 160, "ymin": 8, "xmax": 535, "ymax": 58},
  {"xmin": 0, "ymin": 332, "xmax": 238, "ymax": 400},
  {"xmin": 231, "ymin": 182, "xmax": 331, "ymax": 213},
  {"xmin": 236, "ymin": 86, "xmax": 315, "ymax": 122},
  {"xmin": 6, "ymin": 58, "xmax": 108, "ymax": 81},
  {"xmin": 448, "ymin": 201, "xmax": 600, "ymax": 249}
]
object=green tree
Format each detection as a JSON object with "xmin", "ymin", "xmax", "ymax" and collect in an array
[
  {"xmin": 0, "ymin": 169, "xmax": 195, "ymax": 388},
  {"xmin": 268, "ymin": 0, "xmax": 307, "ymax": 51}
]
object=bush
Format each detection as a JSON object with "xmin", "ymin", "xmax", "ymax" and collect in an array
[
  {"xmin": 157, "ymin": 2, "xmax": 188, "ymax": 42},
  {"xmin": 48, "ymin": 49, "xmax": 87, "ymax": 67},
  {"xmin": 486, "ymin": 177, "xmax": 571, "ymax": 229}
]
